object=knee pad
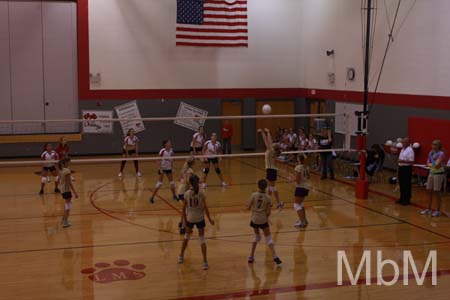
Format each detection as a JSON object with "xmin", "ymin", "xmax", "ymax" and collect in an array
[
  {"xmin": 253, "ymin": 234, "xmax": 262, "ymax": 243},
  {"xmin": 215, "ymin": 168, "xmax": 221, "ymax": 175},
  {"xmin": 294, "ymin": 203, "xmax": 304, "ymax": 211},
  {"xmin": 155, "ymin": 181, "xmax": 163, "ymax": 189},
  {"xmin": 265, "ymin": 235, "xmax": 274, "ymax": 245},
  {"xmin": 41, "ymin": 177, "xmax": 47, "ymax": 184},
  {"xmin": 199, "ymin": 236, "xmax": 206, "ymax": 244},
  {"xmin": 203, "ymin": 168, "xmax": 210, "ymax": 174},
  {"xmin": 170, "ymin": 181, "xmax": 175, "ymax": 188},
  {"xmin": 55, "ymin": 176, "xmax": 60, "ymax": 182},
  {"xmin": 184, "ymin": 233, "xmax": 191, "ymax": 240},
  {"xmin": 65, "ymin": 202, "xmax": 72, "ymax": 210},
  {"xmin": 268, "ymin": 186, "xmax": 277, "ymax": 193}
]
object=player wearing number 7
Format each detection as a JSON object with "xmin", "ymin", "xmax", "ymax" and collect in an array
[
  {"xmin": 178, "ymin": 174, "xmax": 215, "ymax": 270},
  {"xmin": 247, "ymin": 179, "xmax": 282, "ymax": 266}
]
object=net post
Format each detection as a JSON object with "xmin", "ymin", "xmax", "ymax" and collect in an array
[{"xmin": 355, "ymin": 119, "xmax": 369, "ymax": 200}]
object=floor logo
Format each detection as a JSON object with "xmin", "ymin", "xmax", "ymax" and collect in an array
[{"xmin": 81, "ymin": 260, "xmax": 146, "ymax": 283}]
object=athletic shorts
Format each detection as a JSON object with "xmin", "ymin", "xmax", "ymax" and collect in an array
[
  {"xmin": 43, "ymin": 166, "xmax": 56, "ymax": 172},
  {"xmin": 178, "ymin": 194, "xmax": 185, "ymax": 200},
  {"xmin": 62, "ymin": 192, "xmax": 72, "ymax": 200},
  {"xmin": 158, "ymin": 169, "xmax": 172, "ymax": 175},
  {"xmin": 250, "ymin": 221, "xmax": 269, "ymax": 229},
  {"xmin": 266, "ymin": 168, "xmax": 278, "ymax": 182},
  {"xmin": 207, "ymin": 158, "xmax": 219, "ymax": 164},
  {"xmin": 185, "ymin": 219, "xmax": 206, "ymax": 229},
  {"xmin": 123, "ymin": 149, "xmax": 136, "ymax": 155},
  {"xmin": 295, "ymin": 187, "xmax": 309, "ymax": 197},
  {"xmin": 426, "ymin": 173, "xmax": 446, "ymax": 192},
  {"xmin": 190, "ymin": 146, "xmax": 203, "ymax": 153}
]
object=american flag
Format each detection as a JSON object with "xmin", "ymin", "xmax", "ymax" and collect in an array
[{"xmin": 176, "ymin": 0, "xmax": 248, "ymax": 47}]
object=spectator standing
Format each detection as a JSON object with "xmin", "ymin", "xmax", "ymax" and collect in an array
[
  {"xmin": 318, "ymin": 128, "xmax": 334, "ymax": 180},
  {"xmin": 420, "ymin": 140, "xmax": 446, "ymax": 217},
  {"xmin": 221, "ymin": 120, "xmax": 233, "ymax": 155},
  {"xmin": 397, "ymin": 137, "xmax": 415, "ymax": 206}
]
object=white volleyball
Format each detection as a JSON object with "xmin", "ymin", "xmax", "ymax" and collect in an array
[{"xmin": 262, "ymin": 104, "xmax": 272, "ymax": 115}]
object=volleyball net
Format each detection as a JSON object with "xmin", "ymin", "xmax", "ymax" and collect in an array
[{"xmin": 0, "ymin": 112, "xmax": 358, "ymax": 168}]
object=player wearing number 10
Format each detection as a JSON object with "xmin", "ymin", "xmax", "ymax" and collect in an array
[{"xmin": 178, "ymin": 175, "xmax": 215, "ymax": 270}]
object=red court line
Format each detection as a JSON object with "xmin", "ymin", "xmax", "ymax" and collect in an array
[
  {"xmin": 171, "ymin": 269, "xmax": 450, "ymax": 300},
  {"xmin": 89, "ymin": 182, "xmax": 178, "ymax": 234},
  {"xmin": 148, "ymin": 187, "xmax": 182, "ymax": 215}
]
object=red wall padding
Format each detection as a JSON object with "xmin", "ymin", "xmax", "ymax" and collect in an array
[{"xmin": 408, "ymin": 116, "xmax": 450, "ymax": 170}]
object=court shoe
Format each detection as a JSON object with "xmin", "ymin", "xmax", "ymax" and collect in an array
[
  {"xmin": 39, "ymin": 189, "xmax": 44, "ymax": 195},
  {"xmin": 136, "ymin": 171, "xmax": 142, "ymax": 177},
  {"xmin": 149, "ymin": 196, "xmax": 155, "ymax": 204},
  {"xmin": 54, "ymin": 188, "xmax": 61, "ymax": 194},
  {"xmin": 202, "ymin": 262, "xmax": 209, "ymax": 270},
  {"xmin": 118, "ymin": 172, "xmax": 123, "ymax": 177},
  {"xmin": 178, "ymin": 256, "xmax": 184, "ymax": 264},
  {"xmin": 420, "ymin": 209, "xmax": 432, "ymax": 215},
  {"xmin": 276, "ymin": 202, "xmax": 284, "ymax": 211},
  {"xmin": 431, "ymin": 211, "xmax": 442, "ymax": 218},
  {"xmin": 273, "ymin": 257, "xmax": 282, "ymax": 266},
  {"xmin": 63, "ymin": 221, "xmax": 72, "ymax": 228},
  {"xmin": 222, "ymin": 182, "xmax": 228, "ymax": 188},
  {"xmin": 248, "ymin": 256, "xmax": 255, "ymax": 263},
  {"xmin": 178, "ymin": 222, "xmax": 186, "ymax": 234},
  {"xmin": 294, "ymin": 220, "xmax": 308, "ymax": 228},
  {"xmin": 173, "ymin": 195, "xmax": 179, "ymax": 201}
]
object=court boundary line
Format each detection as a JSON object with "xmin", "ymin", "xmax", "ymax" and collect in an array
[
  {"xmin": 169, "ymin": 269, "xmax": 450, "ymax": 300},
  {"xmin": 2, "ymin": 221, "xmax": 433, "ymax": 256}
]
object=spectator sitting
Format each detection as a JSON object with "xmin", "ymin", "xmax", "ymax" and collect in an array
[
  {"xmin": 296, "ymin": 128, "xmax": 308, "ymax": 151},
  {"xmin": 366, "ymin": 144, "xmax": 385, "ymax": 177}
]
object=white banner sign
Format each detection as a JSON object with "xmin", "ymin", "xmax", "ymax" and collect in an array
[
  {"xmin": 82, "ymin": 110, "xmax": 114, "ymax": 134},
  {"xmin": 174, "ymin": 102, "xmax": 208, "ymax": 131},
  {"xmin": 114, "ymin": 101, "xmax": 145, "ymax": 135},
  {"xmin": 335, "ymin": 102, "xmax": 363, "ymax": 136}
]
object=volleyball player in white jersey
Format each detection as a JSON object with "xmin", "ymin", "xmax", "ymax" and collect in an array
[
  {"xmin": 190, "ymin": 126, "xmax": 206, "ymax": 155},
  {"xmin": 118, "ymin": 129, "xmax": 141, "ymax": 177},
  {"xmin": 293, "ymin": 154, "xmax": 309, "ymax": 228},
  {"xmin": 149, "ymin": 139, "xmax": 178, "ymax": 203},
  {"xmin": 258, "ymin": 128, "xmax": 284, "ymax": 210},
  {"xmin": 39, "ymin": 143, "xmax": 60, "ymax": 195},
  {"xmin": 201, "ymin": 133, "xmax": 227, "ymax": 189}
]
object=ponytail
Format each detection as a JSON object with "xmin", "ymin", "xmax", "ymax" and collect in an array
[{"xmin": 189, "ymin": 174, "xmax": 200, "ymax": 195}]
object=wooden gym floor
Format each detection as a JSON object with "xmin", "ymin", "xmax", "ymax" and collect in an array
[{"xmin": 0, "ymin": 157, "xmax": 449, "ymax": 300}]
